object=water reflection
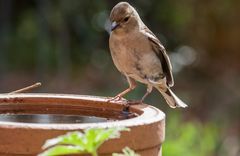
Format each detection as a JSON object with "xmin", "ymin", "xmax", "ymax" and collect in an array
[{"xmin": 0, "ymin": 114, "xmax": 108, "ymax": 124}]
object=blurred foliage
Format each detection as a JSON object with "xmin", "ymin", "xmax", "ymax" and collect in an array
[
  {"xmin": 163, "ymin": 113, "xmax": 220, "ymax": 156},
  {"xmin": 0, "ymin": 0, "xmax": 240, "ymax": 155}
]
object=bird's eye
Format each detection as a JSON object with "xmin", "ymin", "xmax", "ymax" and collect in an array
[{"xmin": 123, "ymin": 16, "xmax": 130, "ymax": 22}]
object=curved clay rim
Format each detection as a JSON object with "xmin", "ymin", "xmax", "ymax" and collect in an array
[
  {"xmin": 0, "ymin": 93, "xmax": 165, "ymax": 155},
  {"xmin": 0, "ymin": 93, "xmax": 165, "ymax": 129}
]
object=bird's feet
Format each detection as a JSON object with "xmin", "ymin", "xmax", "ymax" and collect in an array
[
  {"xmin": 107, "ymin": 95, "xmax": 143, "ymax": 107},
  {"xmin": 107, "ymin": 95, "xmax": 125, "ymax": 103}
]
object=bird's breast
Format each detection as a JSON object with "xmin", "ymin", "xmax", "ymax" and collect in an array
[
  {"xmin": 109, "ymin": 33, "xmax": 164, "ymax": 84},
  {"xmin": 109, "ymin": 34, "xmax": 138, "ymax": 72}
]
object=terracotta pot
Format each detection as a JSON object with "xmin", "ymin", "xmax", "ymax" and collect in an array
[{"xmin": 0, "ymin": 93, "xmax": 165, "ymax": 156}]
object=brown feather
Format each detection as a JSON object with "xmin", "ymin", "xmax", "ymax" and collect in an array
[{"xmin": 142, "ymin": 26, "xmax": 174, "ymax": 87}]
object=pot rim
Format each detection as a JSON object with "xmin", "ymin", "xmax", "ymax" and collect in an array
[{"xmin": 0, "ymin": 93, "xmax": 165, "ymax": 130}]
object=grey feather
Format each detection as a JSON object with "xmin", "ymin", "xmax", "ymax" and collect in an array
[
  {"xmin": 156, "ymin": 87, "xmax": 188, "ymax": 108},
  {"xmin": 142, "ymin": 26, "xmax": 174, "ymax": 87}
]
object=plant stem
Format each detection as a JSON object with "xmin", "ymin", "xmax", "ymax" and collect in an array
[{"xmin": 8, "ymin": 82, "xmax": 42, "ymax": 94}]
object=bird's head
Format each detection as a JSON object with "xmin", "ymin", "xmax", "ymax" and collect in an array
[{"xmin": 109, "ymin": 2, "xmax": 141, "ymax": 34}]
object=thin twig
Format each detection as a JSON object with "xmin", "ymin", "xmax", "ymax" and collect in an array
[{"xmin": 9, "ymin": 82, "xmax": 42, "ymax": 94}]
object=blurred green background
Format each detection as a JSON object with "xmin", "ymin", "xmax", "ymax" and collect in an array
[{"xmin": 0, "ymin": 0, "xmax": 239, "ymax": 155}]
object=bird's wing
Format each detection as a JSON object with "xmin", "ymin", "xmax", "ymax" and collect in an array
[{"xmin": 142, "ymin": 26, "xmax": 174, "ymax": 87}]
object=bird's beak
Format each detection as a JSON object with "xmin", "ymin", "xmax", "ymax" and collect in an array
[{"xmin": 111, "ymin": 21, "xmax": 119, "ymax": 31}]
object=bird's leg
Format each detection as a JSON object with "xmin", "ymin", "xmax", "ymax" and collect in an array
[
  {"xmin": 141, "ymin": 85, "xmax": 153, "ymax": 102},
  {"xmin": 127, "ymin": 85, "xmax": 153, "ymax": 105},
  {"xmin": 108, "ymin": 77, "xmax": 137, "ymax": 102}
]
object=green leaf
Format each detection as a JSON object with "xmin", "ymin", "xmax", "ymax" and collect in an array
[
  {"xmin": 39, "ymin": 127, "xmax": 130, "ymax": 156},
  {"xmin": 42, "ymin": 131, "xmax": 84, "ymax": 149},
  {"xmin": 81, "ymin": 127, "xmax": 130, "ymax": 152},
  {"xmin": 38, "ymin": 145, "xmax": 83, "ymax": 156},
  {"xmin": 112, "ymin": 147, "xmax": 140, "ymax": 156},
  {"xmin": 93, "ymin": 127, "xmax": 129, "ymax": 148}
]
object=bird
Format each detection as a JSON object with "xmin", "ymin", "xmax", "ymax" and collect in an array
[{"xmin": 108, "ymin": 2, "xmax": 187, "ymax": 108}]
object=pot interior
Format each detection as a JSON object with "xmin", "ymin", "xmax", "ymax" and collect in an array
[{"xmin": 0, "ymin": 114, "xmax": 109, "ymax": 124}]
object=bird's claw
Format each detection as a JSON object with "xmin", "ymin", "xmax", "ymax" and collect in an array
[
  {"xmin": 107, "ymin": 95, "xmax": 125, "ymax": 102},
  {"xmin": 107, "ymin": 96, "xmax": 143, "ymax": 106}
]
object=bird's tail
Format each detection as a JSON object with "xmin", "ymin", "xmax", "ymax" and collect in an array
[{"xmin": 156, "ymin": 87, "xmax": 188, "ymax": 108}]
